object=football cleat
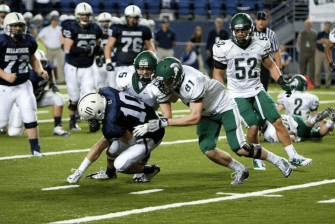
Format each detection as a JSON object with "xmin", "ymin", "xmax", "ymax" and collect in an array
[
  {"xmin": 70, "ymin": 120, "xmax": 81, "ymax": 131},
  {"xmin": 331, "ymin": 111, "xmax": 335, "ymax": 123},
  {"xmin": 230, "ymin": 165, "xmax": 249, "ymax": 185},
  {"xmin": 289, "ymin": 154, "xmax": 312, "ymax": 167},
  {"xmin": 32, "ymin": 149, "xmax": 45, "ymax": 157},
  {"xmin": 86, "ymin": 167, "xmax": 117, "ymax": 180},
  {"xmin": 137, "ymin": 164, "xmax": 160, "ymax": 183},
  {"xmin": 0, "ymin": 128, "xmax": 6, "ymax": 134},
  {"xmin": 314, "ymin": 108, "xmax": 335, "ymax": 123},
  {"xmin": 133, "ymin": 173, "xmax": 143, "ymax": 182},
  {"xmin": 253, "ymin": 159, "xmax": 266, "ymax": 170},
  {"xmin": 53, "ymin": 126, "xmax": 70, "ymax": 137},
  {"xmin": 67, "ymin": 169, "xmax": 84, "ymax": 183},
  {"xmin": 275, "ymin": 158, "xmax": 293, "ymax": 178}
]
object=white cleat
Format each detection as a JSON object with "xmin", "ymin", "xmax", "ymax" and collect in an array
[
  {"xmin": 53, "ymin": 126, "xmax": 70, "ymax": 137},
  {"xmin": 67, "ymin": 169, "xmax": 84, "ymax": 183},
  {"xmin": 32, "ymin": 150, "xmax": 45, "ymax": 157},
  {"xmin": 275, "ymin": 158, "xmax": 293, "ymax": 178},
  {"xmin": 230, "ymin": 165, "xmax": 249, "ymax": 185},
  {"xmin": 253, "ymin": 159, "xmax": 266, "ymax": 170},
  {"xmin": 289, "ymin": 154, "xmax": 312, "ymax": 167}
]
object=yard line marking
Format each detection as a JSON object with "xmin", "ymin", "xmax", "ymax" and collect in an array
[
  {"xmin": 42, "ymin": 185, "xmax": 80, "ymax": 191},
  {"xmin": 130, "ymin": 189, "xmax": 164, "ymax": 195},
  {"xmin": 317, "ymin": 198, "xmax": 335, "ymax": 203},
  {"xmin": 0, "ymin": 136, "xmax": 231, "ymax": 161},
  {"xmin": 268, "ymin": 90, "xmax": 335, "ymax": 95},
  {"xmin": 51, "ymin": 179, "xmax": 335, "ymax": 223},
  {"xmin": 38, "ymin": 118, "xmax": 70, "ymax": 123},
  {"xmin": 36, "ymin": 110, "xmax": 49, "ymax": 114},
  {"xmin": 216, "ymin": 192, "xmax": 282, "ymax": 197}
]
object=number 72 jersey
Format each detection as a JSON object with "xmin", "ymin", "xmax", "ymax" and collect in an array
[{"xmin": 213, "ymin": 37, "xmax": 271, "ymax": 98}]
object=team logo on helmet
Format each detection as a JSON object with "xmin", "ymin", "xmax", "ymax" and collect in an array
[
  {"xmin": 170, "ymin": 63, "xmax": 181, "ymax": 78},
  {"xmin": 139, "ymin": 59, "xmax": 148, "ymax": 67}
]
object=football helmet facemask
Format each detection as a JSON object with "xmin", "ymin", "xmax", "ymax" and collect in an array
[
  {"xmin": 75, "ymin": 2, "xmax": 93, "ymax": 26},
  {"xmin": 154, "ymin": 57, "xmax": 185, "ymax": 95},
  {"xmin": 134, "ymin": 51, "xmax": 159, "ymax": 84},
  {"xmin": 230, "ymin": 13, "xmax": 254, "ymax": 45},
  {"xmin": 78, "ymin": 93, "xmax": 107, "ymax": 122},
  {"xmin": 289, "ymin": 74, "xmax": 308, "ymax": 91},
  {"xmin": 4, "ymin": 13, "xmax": 27, "ymax": 38}
]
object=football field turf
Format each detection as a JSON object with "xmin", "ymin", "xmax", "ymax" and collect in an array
[{"xmin": 1, "ymin": 84, "xmax": 335, "ymax": 223}]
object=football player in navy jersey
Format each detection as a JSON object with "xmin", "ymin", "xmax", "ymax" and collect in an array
[
  {"xmin": 0, "ymin": 4, "xmax": 10, "ymax": 35},
  {"xmin": 0, "ymin": 12, "xmax": 48, "ymax": 156},
  {"xmin": 67, "ymin": 88, "xmax": 164, "ymax": 183},
  {"xmin": 62, "ymin": 2, "xmax": 103, "ymax": 132},
  {"xmin": 8, "ymin": 50, "xmax": 70, "ymax": 137},
  {"xmin": 104, "ymin": 5, "xmax": 155, "ymax": 89}
]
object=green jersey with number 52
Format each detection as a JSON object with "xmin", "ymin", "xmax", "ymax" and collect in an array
[{"xmin": 213, "ymin": 36, "xmax": 271, "ymax": 98}]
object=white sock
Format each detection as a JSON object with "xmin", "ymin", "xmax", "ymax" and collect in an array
[
  {"xmin": 284, "ymin": 145, "xmax": 297, "ymax": 160},
  {"xmin": 326, "ymin": 120, "xmax": 334, "ymax": 128},
  {"xmin": 228, "ymin": 159, "xmax": 245, "ymax": 171},
  {"xmin": 310, "ymin": 116, "xmax": 317, "ymax": 125},
  {"xmin": 78, "ymin": 157, "xmax": 92, "ymax": 173},
  {"xmin": 265, "ymin": 151, "xmax": 280, "ymax": 165}
]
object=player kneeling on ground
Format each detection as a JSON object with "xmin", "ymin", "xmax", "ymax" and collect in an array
[{"xmin": 67, "ymin": 87, "xmax": 164, "ymax": 183}]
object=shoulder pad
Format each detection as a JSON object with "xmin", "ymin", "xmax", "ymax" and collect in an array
[
  {"xmin": 213, "ymin": 39, "xmax": 233, "ymax": 64},
  {"xmin": 116, "ymin": 71, "xmax": 133, "ymax": 91}
]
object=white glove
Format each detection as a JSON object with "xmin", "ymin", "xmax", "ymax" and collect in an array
[
  {"xmin": 148, "ymin": 117, "xmax": 169, "ymax": 132},
  {"xmin": 133, "ymin": 123, "xmax": 149, "ymax": 137}
]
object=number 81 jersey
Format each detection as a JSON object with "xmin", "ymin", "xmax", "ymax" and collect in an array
[{"xmin": 213, "ymin": 37, "xmax": 271, "ymax": 98}]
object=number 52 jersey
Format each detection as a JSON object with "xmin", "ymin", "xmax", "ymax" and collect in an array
[{"xmin": 213, "ymin": 37, "xmax": 271, "ymax": 98}]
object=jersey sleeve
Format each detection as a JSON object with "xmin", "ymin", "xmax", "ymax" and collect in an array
[
  {"xmin": 109, "ymin": 24, "xmax": 118, "ymax": 38},
  {"xmin": 277, "ymin": 92, "xmax": 286, "ymax": 105},
  {"xmin": 330, "ymin": 28, "xmax": 335, "ymax": 43},
  {"xmin": 310, "ymin": 95, "xmax": 319, "ymax": 111},
  {"xmin": 212, "ymin": 40, "xmax": 228, "ymax": 65},
  {"xmin": 151, "ymin": 83, "xmax": 171, "ymax": 103},
  {"xmin": 142, "ymin": 26, "xmax": 152, "ymax": 41},
  {"xmin": 28, "ymin": 34, "xmax": 38, "ymax": 54},
  {"xmin": 62, "ymin": 21, "xmax": 74, "ymax": 39},
  {"xmin": 261, "ymin": 39, "xmax": 271, "ymax": 58},
  {"xmin": 116, "ymin": 71, "xmax": 132, "ymax": 91}
]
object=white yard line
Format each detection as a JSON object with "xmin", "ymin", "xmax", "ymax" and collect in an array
[
  {"xmin": 216, "ymin": 192, "xmax": 282, "ymax": 197},
  {"xmin": 130, "ymin": 189, "xmax": 164, "ymax": 195},
  {"xmin": 42, "ymin": 185, "xmax": 80, "ymax": 191},
  {"xmin": 36, "ymin": 111, "xmax": 49, "ymax": 114},
  {"xmin": 51, "ymin": 179, "xmax": 335, "ymax": 223},
  {"xmin": 317, "ymin": 198, "xmax": 335, "ymax": 203}
]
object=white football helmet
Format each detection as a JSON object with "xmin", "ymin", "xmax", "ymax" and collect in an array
[
  {"xmin": 75, "ymin": 2, "xmax": 93, "ymax": 26},
  {"xmin": 33, "ymin": 14, "xmax": 43, "ymax": 22},
  {"xmin": 78, "ymin": 93, "xmax": 107, "ymax": 121},
  {"xmin": 68, "ymin": 15, "xmax": 75, "ymax": 20},
  {"xmin": 34, "ymin": 49, "xmax": 48, "ymax": 68},
  {"xmin": 23, "ymin": 12, "xmax": 33, "ymax": 20},
  {"xmin": 139, "ymin": 18, "xmax": 148, "ymax": 26},
  {"xmin": 124, "ymin": 5, "xmax": 142, "ymax": 18},
  {"xmin": 98, "ymin": 12, "xmax": 112, "ymax": 31},
  {"xmin": 50, "ymin": 10, "xmax": 60, "ymax": 17},
  {"xmin": 148, "ymin": 19, "xmax": 155, "ymax": 30},
  {"xmin": 59, "ymin": 14, "xmax": 69, "ymax": 22},
  {"xmin": 4, "ymin": 12, "xmax": 27, "ymax": 38},
  {"xmin": 0, "ymin": 4, "xmax": 10, "ymax": 22}
]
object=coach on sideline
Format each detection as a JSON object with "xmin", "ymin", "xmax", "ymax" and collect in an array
[{"xmin": 253, "ymin": 11, "xmax": 282, "ymax": 91}]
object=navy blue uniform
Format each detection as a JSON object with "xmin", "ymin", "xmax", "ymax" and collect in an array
[
  {"xmin": 0, "ymin": 33, "xmax": 38, "ymax": 86},
  {"xmin": 100, "ymin": 33, "xmax": 116, "ymax": 64},
  {"xmin": 29, "ymin": 60, "xmax": 52, "ymax": 101},
  {"xmin": 109, "ymin": 23, "xmax": 152, "ymax": 66},
  {"xmin": 99, "ymin": 87, "xmax": 164, "ymax": 143},
  {"xmin": 0, "ymin": 24, "xmax": 4, "ymax": 35},
  {"xmin": 62, "ymin": 20, "xmax": 103, "ymax": 68},
  {"xmin": 155, "ymin": 28, "xmax": 176, "ymax": 49}
]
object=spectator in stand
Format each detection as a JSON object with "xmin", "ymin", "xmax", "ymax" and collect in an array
[
  {"xmin": 38, "ymin": 14, "xmax": 65, "ymax": 84},
  {"xmin": 180, "ymin": 41, "xmax": 199, "ymax": 69},
  {"xmin": 315, "ymin": 21, "xmax": 332, "ymax": 88},
  {"xmin": 206, "ymin": 17, "xmax": 229, "ymax": 78},
  {"xmin": 155, "ymin": 18, "xmax": 176, "ymax": 60},
  {"xmin": 279, "ymin": 44, "xmax": 292, "ymax": 75},
  {"xmin": 189, "ymin": 26, "xmax": 205, "ymax": 72},
  {"xmin": 296, "ymin": 19, "xmax": 317, "ymax": 88}
]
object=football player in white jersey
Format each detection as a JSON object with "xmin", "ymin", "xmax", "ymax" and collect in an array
[
  {"xmin": 262, "ymin": 109, "xmax": 335, "ymax": 145},
  {"xmin": 277, "ymin": 75, "xmax": 326, "ymax": 128},
  {"xmin": 133, "ymin": 57, "xmax": 294, "ymax": 185},
  {"xmin": 86, "ymin": 51, "xmax": 160, "ymax": 183},
  {"xmin": 325, "ymin": 26, "xmax": 335, "ymax": 88},
  {"xmin": 212, "ymin": 13, "xmax": 312, "ymax": 170}
]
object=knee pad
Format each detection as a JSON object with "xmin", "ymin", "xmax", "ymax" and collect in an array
[
  {"xmin": 54, "ymin": 92, "xmax": 65, "ymax": 106},
  {"xmin": 67, "ymin": 100, "xmax": 77, "ymax": 111},
  {"xmin": 24, "ymin": 121, "xmax": 38, "ymax": 129},
  {"xmin": 242, "ymin": 143, "xmax": 262, "ymax": 159}
]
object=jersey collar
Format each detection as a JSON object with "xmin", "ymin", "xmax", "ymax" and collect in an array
[{"xmin": 132, "ymin": 73, "xmax": 147, "ymax": 94}]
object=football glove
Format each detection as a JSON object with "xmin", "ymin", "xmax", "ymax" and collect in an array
[
  {"xmin": 133, "ymin": 123, "xmax": 149, "ymax": 137},
  {"xmin": 93, "ymin": 44, "xmax": 103, "ymax": 56},
  {"xmin": 133, "ymin": 116, "xmax": 168, "ymax": 137},
  {"xmin": 49, "ymin": 82, "xmax": 59, "ymax": 93},
  {"xmin": 96, "ymin": 57, "xmax": 103, "ymax": 67},
  {"xmin": 85, "ymin": 45, "xmax": 95, "ymax": 57},
  {"xmin": 106, "ymin": 63, "xmax": 114, "ymax": 71},
  {"xmin": 277, "ymin": 76, "xmax": 292, "ymax": 97},
  {"xmin": 329, "ymin": 62, "xmax": 335, "ymax": 71}
]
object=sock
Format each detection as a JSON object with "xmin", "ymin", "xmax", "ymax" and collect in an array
[
  {"xmin": 326, "ymin": 120, "xmax": 334, "ymax": 128},
  {"xmin": 54, "ymin": 116, "xmax": 62, "ymax": 127},
  {"xmin": 78, "ymin": 157, "xmax": 92, "ymax": 173},
  {"xmin": 70, "ymin": 115, "xmax": 76, "ymax": 122},
  {"xmin": 310, "ymin": 116, "xmax": 316, "ymax": 125},
  {"xmin": 106, "ymin": 166, "xmax": 116, "ymax": 177},
  {"xmin": 29, "ymin": 138, "xmax": 40, "ymax": 153},
  {"xmin": 143, "ymin": 165, "xmax": 155, "ymax": 174},
  {"xmin": 227, "ymin": 159, "xmax": 245, "ymax": 171},
  {"xmin": 284, "ymin": 145, "xmax": 297, "ymax": 160},
  {"xmin": 265, "ymin": 151, "xmax": 280, "ymax": 165}
]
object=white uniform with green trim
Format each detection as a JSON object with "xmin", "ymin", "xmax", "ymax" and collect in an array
[
  {"xmin": 213, "ymin": 37, "xmax": 271, "ymax": 99},
  {"xmin": 152, "ymin": 65, "xmax": 236, "ymax": 116},
  {"xmin": 277, "ymin": 91, "xmax": 319, "ymax": 120},
  {"xmin": 116, "ymin": 67, "xmax": 160, "ymax": 111},
  {"xmin": 264, "ymin": 115, "xmax": 300, "ymax": 143},
  {"xmin": 329, "ymin": 28, "xmax": 335, "ymax": 43}
]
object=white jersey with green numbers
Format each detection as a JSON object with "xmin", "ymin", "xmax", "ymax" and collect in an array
[
  {"xmin": 116, "ymin": 68, "xmax": 160, "ymax": 111},
  {"xmin": 213, "ymin": 36, "xmax": 271, "ymax": 99},
  {"xmin": 277, "ymin": 90, "xmax": 319, "ymax": 120},
  {"xmin": 152, "ymin": 65, "xmax": 236, "ymax": 116},
  {"xmin": 329, "ymin": 28, "xmax": 335, "ymax": 43}
]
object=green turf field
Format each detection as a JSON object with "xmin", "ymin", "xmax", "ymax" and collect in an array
[{"xmin": 1, "ymin": 84, "xmax": 335, "ymax": 223}]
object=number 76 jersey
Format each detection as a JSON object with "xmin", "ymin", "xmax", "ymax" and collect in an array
[{"xmin": 213, "ymin": 37, "xmax": 271, "ymax": 98}]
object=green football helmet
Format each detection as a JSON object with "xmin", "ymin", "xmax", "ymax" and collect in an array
[
  {"xmin": 134, "ymin": 51, "xmax": 159, "ymax": 84},
  {"xmin": 290, "ymin": 74, "xmax": 307, "ymax": 91},
  {"xmin": 230, "ymin": 13, "xmax": 254, "ymax": 45},
  {"xmin": 154, "ymin": 57, "xmax": 185, "ymax": 95}
]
